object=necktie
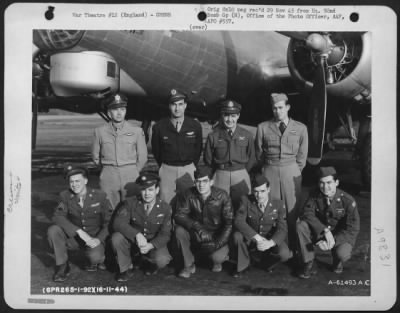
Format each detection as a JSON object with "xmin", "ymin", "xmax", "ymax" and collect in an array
[
  {"xmin": 279, "ymin": 122, "xmax": 286, "ymax": 134},
  {"xmin": 258, "ymin": 203, "xmax": 264, "ymax": 213},
  {"xmin": 325, "ymin": 197, "xmax": 331, "ymax": 206},
  {"xmin": 145, "ymin": 204, "xmax": 151, "ymax": 215},
  {"xmin": 78, "ymin": 196, "xmax": 84, "ymax": 208},
  {"xmin": 175, "ymin": 121, "xmax": 181, "ymax": 132},
  {"xmin": 228, "ymin": 130, "xmax": 233, "ymax": 137}
]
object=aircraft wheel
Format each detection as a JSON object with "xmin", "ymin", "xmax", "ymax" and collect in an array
[{"xmin": 361, "ymin": 132, "xmax": 371, "ymax": 188}]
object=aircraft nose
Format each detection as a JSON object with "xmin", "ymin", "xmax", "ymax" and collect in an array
[{"xmin": 33, "ymin": 30, "xmax": 85, "ymax": 51}]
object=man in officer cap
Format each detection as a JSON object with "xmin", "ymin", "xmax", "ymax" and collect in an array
[
  {"xmin": 112, "ymin": 172, "xmax": 172, "ymax": 281},
  {"xmin": 204, "ymin": 99, "xmax": 256, "ymax": 206},
  {"xmin": 92, "ymin": 93, "xmax": 148, "ymax": 210},
  {"xmin": 255, "ymin": 93, "xmax": 308, "ymax": 249},
  {"xmin": 296, "ymin": 166, "xmax": 360, "ymax": 278},
  {"xmin": 47, "ymin": 165, "xmax": 113, "ymax": 282},
  {"xmin": 232, "ymin": 174, "xmax": 292, "ymax": 277},
  {"xmin": 151, "ymin": 89, "xmax": 203, "ymax": 203},
  {"xmin": 174, "ymin": 165, "xmax": 233, "ymax": 278}
]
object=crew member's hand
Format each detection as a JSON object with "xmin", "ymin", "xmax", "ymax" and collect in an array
[
  {"xmin": 136, "ymin": 233, "xmax": 147, "ymax": 248},
  {"xmin": 316, "ymin": 240, "xmax": 330, "ymax": 251},
  {"xmin": 265, "ymin": 239, "xmax": 276, "ymax": 250},
  {"xmin": 197, "ymin": 229, "xmax": 213, "ymax": 242},
  {"xmin": 324, "ymin": 229, "xmax": 335, "ymax": 249},
  {"xmin": 76, "ymin": 229, "xmax": 92, "ymax": 243},
  {"xmin": 140, "ymin": 243, "xmax": 154, "ymax": 254},
  {"xmin": 86, "ymin": 237, "xmax": 101, "ymax": 248},
  {"xmin": 256, "ymin": 238, "xmax": 270, "ymax": 251}
]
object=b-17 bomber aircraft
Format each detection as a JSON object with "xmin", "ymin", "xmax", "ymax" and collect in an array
[{"xmin": 32, "ymin": 29, "xmax": 371, "ymax": 185}]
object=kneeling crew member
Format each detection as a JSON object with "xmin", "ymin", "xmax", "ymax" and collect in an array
[
  {"xmin": 112, "ymin": 173, "xmax": 172, "ymax": 281},
  {"xmin": 174, "ymin": 166, "xmax": 233, "ymax": 278},
  {"xmin": 233, "ymin": 174, "xmax": 292, "ymax": 277},
  {"xmin": 297, "ymin": 167, "xmax": 360, "ymax": 278},
  {"xmin": 47, "ymin": 165, "xmax": 113, "ymax": 282}
]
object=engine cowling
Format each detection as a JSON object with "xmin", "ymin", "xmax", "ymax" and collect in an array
[
  {"xmin": 287, "ymin": 32, "xmax": 371, "ymax": 102},
  {"xmin": 50, "ymin": 51, "xmax": 120, "ymax": 97}
]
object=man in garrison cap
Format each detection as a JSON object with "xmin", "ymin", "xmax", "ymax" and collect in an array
[
  {"xmin": 151, "ymin": 89, "xmax": 203, "ymax": 204},
  {"xmin": 296, "ymin": 167, "xmax": 360, "ymax": 278},
  {"xmin": 204, "ymin": 99, "xmax": 256, "ymax": 207},
  {"xmin": 112, "ymin": 172, "xmax": 172, "ymax": 281},
  {"xmin": 232, "ymin": 174, "xmax": 292, "ymax": 277},
  {"xmin": 47, "ymin": 165, "xmax": 113, "ymax": 282},
  {"xmin": 255, "ymin": 93, "xmax": 308, "ymax": 250},
  {"xmin": 92, "ymin": 93, "xmax": 148, "ymax": 210},
  {"xmin": 174, "ymin": 166, "xmax": 233, "ymax": 278}
]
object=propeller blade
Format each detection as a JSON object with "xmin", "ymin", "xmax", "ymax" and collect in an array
[{"xmin": 307, "ymin": 56, "xmax": 327, "ymax": 165}]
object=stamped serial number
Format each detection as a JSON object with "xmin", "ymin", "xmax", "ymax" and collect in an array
[
  {"xmin": 42, "ymin": 286, "xmax": 128, "ymax": 294},
  {"xmin": 328, "ymin": 279, "xmax": 370, "ymax": 286}
]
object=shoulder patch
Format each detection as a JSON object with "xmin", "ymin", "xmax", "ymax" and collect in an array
[{"xmin": 352, "ymin": 201, "xmax": 356, "ymax": 207}]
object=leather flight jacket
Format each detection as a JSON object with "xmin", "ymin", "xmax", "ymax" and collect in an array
[{"xmin": 175, "ymin": 186, "xmax": 233, "ymax": 246}]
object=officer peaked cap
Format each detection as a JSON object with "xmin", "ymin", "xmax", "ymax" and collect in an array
[
  {"xmin": 107, "ymin": 93, "xmax": 128, "ymax": 109},
  {"xmin": 252, "ymin": 174, "xmax": 270, "ymax": 188},
  {"xmin": 271, "ymin": 93, "xmax": 288, "ymax": 105},
  {"xmin": 136, "ymin": 172, "xmax": 160, "ymax": 189},
  {"xmin": 317, "ymin": 166, "xmax": 337, "ymax": 179},
  {"xmin": 194, "ymin": 166, "xmax": 213, "ymax": 180},
  {"xmin": 220, "ymin": 100, "xmax": 241, "ymax": 114},
  {"xmin": 168, "ymin": 89, "xmax": 187, "ymax": 103},
  {"xmin": 64, "ymin": 164, "xmax": 88, "ymax": 180}
]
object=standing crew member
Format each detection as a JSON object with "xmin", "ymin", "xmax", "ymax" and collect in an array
[
  {"xmin": 232, "ymin": 175, "xmax": 291, "ymax": 277},
  {"xmin": 297, "ymin": 167, "xmax": 360, "ymax": 278},
  {"xmin": 112, "ymin": 172, "xmax": 172, "ymax": 281},
  {"xmin": 174, "ymin": 166, "xmax": 233, "ymax": 278},
  {"xmin": 255, "ymin": 93, "xmax": 308, "ymax": 248},
  {"xmin": 151, "ymin": 89, "xmax": 203, "ymax": 203},
  {"xmin": 204, "ymin": 100, "xmax": 256, "ymax": 204},
  {"xmin": 47, "ymin": 165, "xmax": 113, "ymax": 282},
  {"xmin": 92, "ymin": 93, "xmax": 148, "ymax": 210}
]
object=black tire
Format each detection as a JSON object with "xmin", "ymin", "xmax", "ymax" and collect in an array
[{"xmin": 361, "ymin": 133, "xmax": 371, "ymax": 188}]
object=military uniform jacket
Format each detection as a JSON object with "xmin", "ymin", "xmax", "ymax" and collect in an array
[
  {"xmin": 92, "ymin": 121, "xmax": 148, "ymax": 170},
  {"xmin": 235, "ymin": 195, "xmax": 287, "ymax": 245},
  {"xmin": 175, "ymin": 186, "xmax": 233, "ymax": 245},
  {"xmin": 113, "ymin": 196, "xmax": 172, "ymax": 249},
  {"xmin": 151, "ymin": 117, "xmax": 202, "ymax": 167},
  {"xmin": 53, "ymin": 189, "xmax": 113, "ymax": 243},
  {"xmin": 204, "ymin": 125, "xmax": 256, "ymax": 172},
  {"xmin": 255, "ymin": 119, "xmax": 308, "ymax": 171},
  {"xmin": 300, "ymin": 188, "xmax": 360, "ymax": 246}
]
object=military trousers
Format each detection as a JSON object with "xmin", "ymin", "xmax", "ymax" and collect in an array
[
  {"xmin": 99, "ymin": 164, "xmax": 139, "ymax": 210},
  {"xmin": 174, "ymin": 225, "xmax": 229, "ymax": 268},
  {"xmin": 296, "ymin": 220, "xmax": 353, "ymax": 263},
  {"xmin": 159, "ymin": 163, "xmax": 195, "ymax": 204},
  {"xmin": 47, "ymin": 225, "xmax": 105, "ymax": 266},
  {"xmin": 262, "ymin": 162, "xmax": 302, "ymax": 248},
  {"xmin": 232, "ymin": 231, "xmax": 292, "ymax": 272},
  {"xmin": 111, "ymin": 232, "xmax": 172, "ymax": 273},
  {"xmin": 213, "ymin": 168, "xmax": 251, "ymax": 210}
]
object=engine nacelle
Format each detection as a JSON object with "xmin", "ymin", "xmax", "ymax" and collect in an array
[
  {"xmin": 287, "ymin": 32, "xmax": 371, "ymax": 101},
  {"xmin": 50, "ymin": 51, "xmax": 120, "ymax": 97}
]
